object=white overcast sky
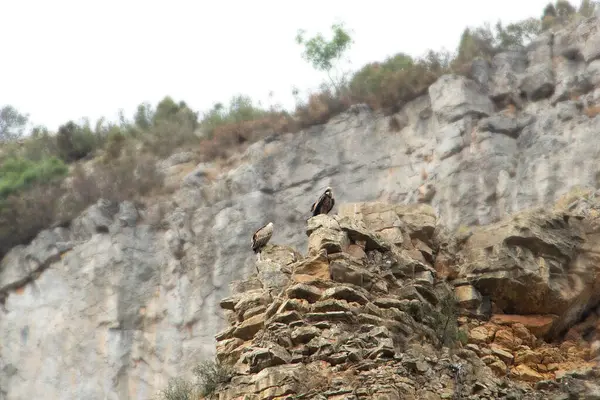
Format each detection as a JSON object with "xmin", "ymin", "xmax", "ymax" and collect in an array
[{"xmin": 2, "ymin": 0, "xmax": 556, "ymax": 131}]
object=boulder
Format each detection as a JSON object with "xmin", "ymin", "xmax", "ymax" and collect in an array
[
  {"xmin": 449, "ymin": 206, "xmax": 600, "ymax": 340},
  {"xmin": 428, "ymin": 74, "xmax": 495, "ymax": 123}
]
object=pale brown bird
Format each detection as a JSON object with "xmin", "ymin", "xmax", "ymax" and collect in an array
[{"xmin": 251, "ymin": 222, "xmax": 274, "ymax": 261}]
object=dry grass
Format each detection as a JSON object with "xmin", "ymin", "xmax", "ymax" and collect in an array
[
  {"xmin": 199, "ymin": 113, "xmax": 297, "ymax": 161},
  {"xmin": 294, "ymin": 90, "xmax": 353, "ymax": 128},
  {"xmin": 0, "ymin": 150, "xmax": 164, "ymax": 260},
  {"xmin": 0, "ymin": 184, "xmax": 65, "ymax": 258}
]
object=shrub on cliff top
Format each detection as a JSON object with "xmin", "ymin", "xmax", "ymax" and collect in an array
[
  {"xmin": 156, "ymin": 359, "xmax": 232, "ymax": 400},
  {"xmin": 0, "ymin": 183, "xmax": 65, "ymax": 260},
  {"xmin": 56, "ymin": 120, "xmax": 105, "ymax": 163},
  {"xmin": 0, "ymin": 156, "xmax": 68, "ymax": 199},
  {"xmin": 349, "ymin": 50, "xmax": 452, "ymax": 112},
  {"xmin": 199, "ymin": 95, "xmax": 271, "ymax": 137},
  {"xmin": 0, "ymin": 105, "xmax": 28, "ymax": 141}
]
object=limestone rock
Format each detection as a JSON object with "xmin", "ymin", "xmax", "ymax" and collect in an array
[
  {"xmin": 7, "ymin": 16, "xmax": 600, "ymax": 400},
  {"xmin": 243, "ymin": 342, "xmax": 292, "ymax": 373},
  {"xmin": 428, "ymin": 74, "xmax": 495, "ymax": 123},
  {"xmin": 321, "ymin": 285, "xmax": 369, "ymax": 305},
  {"xmin": 291, "ymin": 251, "xmax": 330, "ymax": 283},
  {"xmin": 233, "ymin": 313, "xmax": 266, "ymax": 340},
  {"xmin": 307, "ymin": 217, "xmax": 350, "ymax": 256},
  {"xmin": 454, "ymin": 284, "xmax": 482, "ymax": 310},
  {"xmin": 489, "ymin": 49, "xmax": 528, "ymax": 102},
  {"xmin": 449, "ymin": 206, "xmax": 599, "ymax": 340},
  {"xmin": 286, "ymin": 283, "xmax": 322, "ymax": 303}
]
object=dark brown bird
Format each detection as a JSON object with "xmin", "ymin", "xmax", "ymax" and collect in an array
[{"xmin": 310, "ymin": 187, "xmax": 335, "ymax": 217}]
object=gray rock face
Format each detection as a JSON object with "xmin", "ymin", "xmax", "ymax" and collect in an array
[{"xmin": 3, "ymin": 16, "xmax": 600, "ymax": 400}]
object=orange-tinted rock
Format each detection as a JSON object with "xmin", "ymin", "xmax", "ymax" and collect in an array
[
  {"xmin": 490, "ymin": 314, "xmax": 557, "ymax": 338},
  {"xmin": 346, "ymin": 244, "xmax": 367, "ymax": 259},
  {"xmin": 511, "ymin": 364, "xmax": 544, "ymax": 382},
  {"xmin": 536, "ymin": 364, "xmax": 548, "ymax": 372},
  {"xmin": 233, "ymin": 313, "xmax": 266, "ymax": 340},
  {"xmin": 490, "ymin": 343, "xmax": 514, "ymax": 365},
  {"xmin": 216, "ymin": 337, "xmax": 245, "ymax": 364},
  {"xmin": 493, "ymin": 328, "xmax": 522, "ymax": 351},
  {"xmin": 538, "ymin": 346, "xmax": 564, "ymax": 364},
  {"xmin": 511, "ymin": 323, "xmax": 536, "ymax": 347},
  {"xmin": 546, "ymin": 363, "xmax": 560, "ymax": 372},
  {"xmin": 514, "ymin": 349, "xmax": 542, "ymax": 366},
  {"xmin": 293, "ymin": 253, "xmax": 330, "ymax": 281},
  {"xmin": 434, "ymin": 253, "xmax": 459, "ymax": 280},
  {"xmin": 480, "ymin": 355, "xmax": 498, "ymax": 365},
  {"xmin": 488, "ymin": 360, "xmax": 508, "ymax": 376},
  {"xmin": 469, "ymin": 326, "xmax": 495, "ymax": 344}
]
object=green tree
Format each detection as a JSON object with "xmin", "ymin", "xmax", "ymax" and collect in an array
[
  {"xmin": 153, "ymin": 96, "xmax": 198, "ymax": 130},
  {"xmin": 555, "ymin": 0, "xmax": 577, "ymax": 18},
  {"xmin": 495, "ymin": 18, "xmax": 541, "ymax": 48},
  {"xmin": 295, "ymin": 22, "xmax": 354, "ymax": 94},
  {"xmin": 579, "ymin": 0, "xmax": 599, "ymax": 16},
  {"xmin": 56, "ymin": 120, "xmax": 99, "ymax": 162},
  {"xmin": 134, "ymin": 102, "xmax": 154, "ymax": 130},
  {"xmin": 455, "ymin": 24, "xmax": 497, "ymax": 64},
  {"xmin": 199, "ymin": 95, "xmax": 267, "ymax": 137},
  {"xmin": 349, "ymin": 52, "xmax": 414, "ymax": 100},
  {"xmin": 543, "ymin": 2, "xmax": 558, "ymax": 17},
  {"xmin": 0, "ymin": 105, "xmax": 28, "ymax": 141}
]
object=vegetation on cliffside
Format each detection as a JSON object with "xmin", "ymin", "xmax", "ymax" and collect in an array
[{"xmin": 0, "ymin": 0, "xmax": 598, "ymax": 259}]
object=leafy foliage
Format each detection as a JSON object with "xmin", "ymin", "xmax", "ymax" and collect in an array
[
  {"xmin": 200, "ymin": 95, "xmax": 269, "ymax": 137},
  {"xmin": 349, "ymin": 51, "xmax": 451, "ymax": 111},
  {"xmin": 0, "ymin": 156, "xmax": 68, "ymax": 199},
  {"xmin": 431, "ymin": 289, "xmax": 468, "ymax": 349},
  {"xmin": 193, "ymin": 359, "xmax": 232, "ymax": 396},
  {"xmin": 156, "ymin": 359, "xmax": 232, "ymax": 400},
  {"xmin": 0, "ymin": 0, "xmax": 595, "ymax": 261},
  {"xmin": 0, "ymin": 105, "xmax": 28, "ymax": 141},
  {"xmin": 157, "ymin": 378, "xmax": 198, "ymax": 400},
  {"xmin": 579, "ymin": 0, "xmax": 600, "ymax": 16},
  {"xmin": 56, "ymin": 120, "xmax": 103, "ymax": 162},
  {"xmin": 296, "ymin": 23, "xmax": 354, "ymax": 93},
  {"xmin": 454, "ymin": 18, "xmax": 541, "ymax": 66},
  {"xmin": 541, "ymin": 0, "xmax": 593, "ymax": 29}
]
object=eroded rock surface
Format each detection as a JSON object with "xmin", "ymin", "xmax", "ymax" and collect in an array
[
  {"xmin": 4, "ymin": 15, "xmax": 600, "ymax": 400},
  {"xmin": 436, "ymin": 187, "xmax": 600, "ymax": 341},
  {"xmin": 214, "ymin": 209, "xmax": 600, "ymax": 399}
]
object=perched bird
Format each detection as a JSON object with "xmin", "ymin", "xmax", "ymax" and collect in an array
[
  {"xmin": 251, "ymin": 222, "xmax": 274, "ymax": 261},
  {"xmin": 311, "ymin": 187, "xmax": 335, "ymax": 217}
]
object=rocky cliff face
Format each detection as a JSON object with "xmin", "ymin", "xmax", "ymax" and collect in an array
[
  {"xmin": 3, "ymin": 16, "xmax": 600, "ymax": 400},
  {"xmin": 213, "ymin": 200, "xmax": 600, "ymax": 399}
]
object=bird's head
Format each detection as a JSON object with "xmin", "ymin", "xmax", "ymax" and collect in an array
[
  {"xmin": 325, "ymin": 187, "xmax": 333, "ymax": 197},
  {"xmin": 266, "ymin": 222, "xmax": 274, "ymax": 229}
]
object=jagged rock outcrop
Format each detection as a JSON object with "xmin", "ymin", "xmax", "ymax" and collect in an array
[
  {"xmin": 213, "ymin": 206, "xmax": 600, "ymax": 399},
  {"xmin": 3, "ymin": 16, "xmax": 600, "ymax": 400},
  {"xmin": 437, "ymin": 186, "xmax": 600, "ymax": 341}
]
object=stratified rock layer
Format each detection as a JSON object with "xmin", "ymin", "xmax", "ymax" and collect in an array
[{"xmin": 214, "ymin": 208, "xmax": 600, "ymax": 399}]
